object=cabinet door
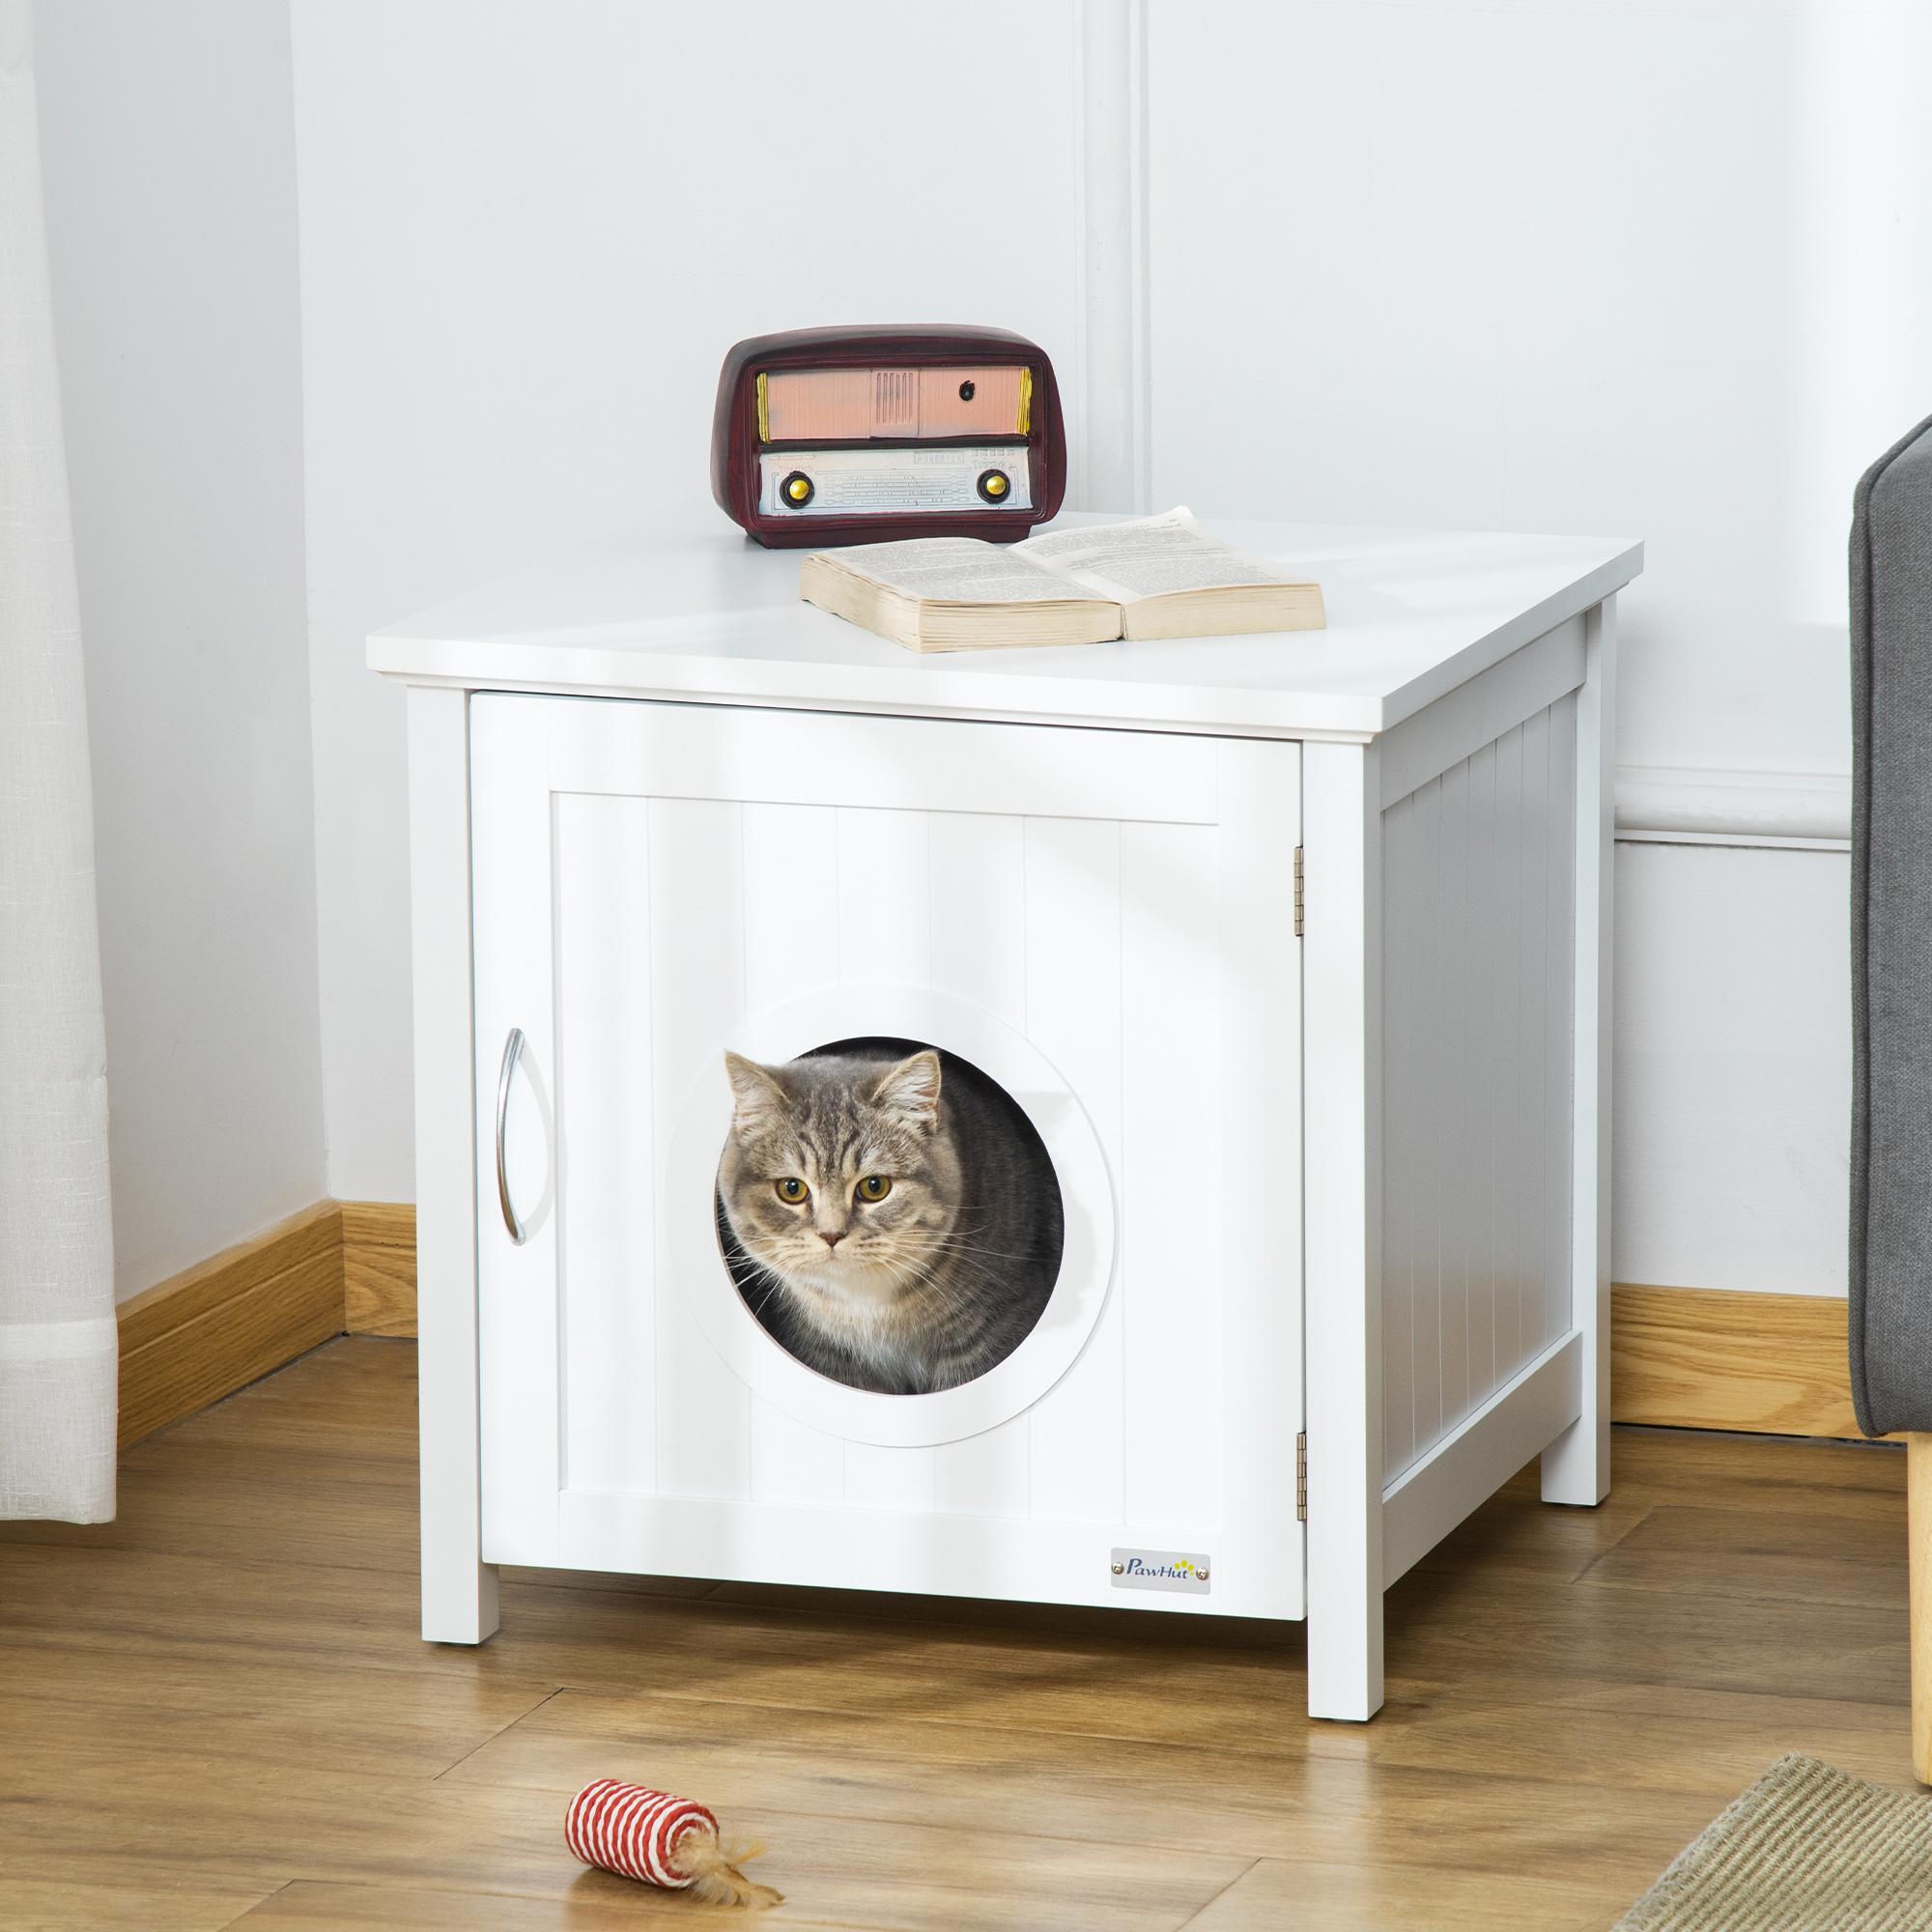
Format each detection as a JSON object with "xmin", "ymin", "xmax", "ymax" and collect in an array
[{"xmin": 470, "ymin": 695, "xmax": 1305, "ymax": 1619}]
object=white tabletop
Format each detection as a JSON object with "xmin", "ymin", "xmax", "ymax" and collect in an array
[{"xmin": 369, "ymin": 512, "xmax": 1642, "ymax": 739}]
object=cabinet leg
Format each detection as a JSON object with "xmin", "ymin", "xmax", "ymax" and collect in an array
[
  {"xmin": 1544, "ymin": 594, "xmax": 1615, "ymax": 1512},
  {"xmin": 409, "ymin": 685, "xmax": 500, "ymax": 1649},
  {"xmin": 1300, "ymin": 739, "xmax": 1385, "ymax": 1722},
  {"xmin": 1307, "ymin": 1584, "xmax": 1383, "ymax": 1721},
  {"xmin": 1540, "ymin": 1407, "xmax": 1609, "ymax": 1507},
  {"xmin": 423, "ymin": 1551, "xmax": 500, "ymax": 1646}
]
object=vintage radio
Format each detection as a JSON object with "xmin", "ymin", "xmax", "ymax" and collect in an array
[{"xmin": 710, "ymin": 325, "xmax": 1066, "ymax": 548}]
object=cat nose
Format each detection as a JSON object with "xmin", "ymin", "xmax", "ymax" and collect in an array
[{"xmin": 821, "ymin": 1230, "xmax": 845, "ymax": 1249}]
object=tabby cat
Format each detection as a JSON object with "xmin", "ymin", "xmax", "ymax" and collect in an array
[{"xmin": 714, "ymin": 1037, "xmax": 1063, "ymax": 1394}]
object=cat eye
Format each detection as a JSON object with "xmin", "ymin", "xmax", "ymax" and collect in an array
[
  {"xmin": 774, "ymin": 1178, "xmax": 809, "ymax": 1205},
  {"xmin": 856, "ymin": 1175, "xmax": 893, "ymax": 1203}
]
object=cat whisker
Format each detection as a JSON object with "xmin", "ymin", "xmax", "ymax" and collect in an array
[
  {"xmin": 892, "ymin": 1236, "xmax": 1057, "ymax": 1266},
  {"xmin": 899, "ymin": 1236, "xmax": 1054, "ymax": 1261}
]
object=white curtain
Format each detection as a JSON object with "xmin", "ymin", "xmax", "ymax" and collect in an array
[{"xmin": 0, "ymin": 0, "xmax": 117, "ymax": 1522}]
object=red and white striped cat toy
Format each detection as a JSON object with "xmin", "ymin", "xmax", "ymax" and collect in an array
[{"xmin": 565, "ymin": 1778, "xmax": 782, "ymax": 1909}]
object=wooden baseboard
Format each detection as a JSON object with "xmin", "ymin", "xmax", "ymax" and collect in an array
[
  {"xmin": 343, "ymin": 1202, "xmax": 417, "ymax": 1338},
  {"xmin": 120, "ymin": 1219, "xmax": 1866, "ymax": 1450},
  {"xmin": 116, "ymin": 1203, "xmax": 346, "ymax": 1447},
  {"xmin": 116, "ymin": 1200, "xmax": 417, "ymax": 1446},
  {"xmin": 1611, "ymin": 1282, "xmax": 1895, "ymax": 1441}
]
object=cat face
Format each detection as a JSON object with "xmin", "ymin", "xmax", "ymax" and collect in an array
[{"xmin": 716, "ymin": 1049, "xmax": 963, "ymax": 1317}]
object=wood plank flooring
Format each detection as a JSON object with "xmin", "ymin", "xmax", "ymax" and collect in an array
[{"xmin": 0, "ymin": 1337, "xmax": 1918, "ymax": 1929}]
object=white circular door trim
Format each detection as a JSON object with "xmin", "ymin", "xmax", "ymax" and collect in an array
[{"xmin": 664, "ymin": 985, "xmax": 1117, "ymax": 1448}]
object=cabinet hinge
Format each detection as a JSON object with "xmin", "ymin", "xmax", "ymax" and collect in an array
[
  {"xmin": 1293, "ymin": 846, "xmax": 1304, "ymax": 938},
  {"xmin": 1296, "ymin": 1431, "xmax": 1308, "ymax": 1520}
]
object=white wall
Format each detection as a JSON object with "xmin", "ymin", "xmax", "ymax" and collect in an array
[
  {"xmin": 290, "ymin": 0, "xmax": 1085, "ymax": 1202},
  {"xmin": 1146, "ymin": 1, "xmax": 1932, "ymax": 1296},
  {"xmin": 1614, "ymin": 842, "xmax": 1851, "ymax": 1295},
  {"xmin": 285, "ymin": 2, "xmax": 1916, "ymax": 1294},
  {"xmin": 1150, "ymin": 2, "xmax": 1932, "ymax": 782},
  {"xmin": 37, "ymin": 0, "xmax": 326, "ymax": 1299}
]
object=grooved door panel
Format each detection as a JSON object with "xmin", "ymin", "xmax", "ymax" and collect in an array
[{"xmin": 470, "ymin": 696, "xmax": 1304, "ymax": 1619}]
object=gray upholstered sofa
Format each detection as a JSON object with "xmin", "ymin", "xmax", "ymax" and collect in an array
[{"xmin": 1849, "ymin": 411, "xmax": 1932, "ymax": 1783}]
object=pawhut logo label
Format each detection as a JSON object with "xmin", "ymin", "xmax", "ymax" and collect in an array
[
  {"xmin": 1109, "ymin": 1547, "xmax": 1211, "ymax": 1593},
  {"xmin": 1122, "ymin": 1556, "xmax": 1202, "ymax": 1581}
]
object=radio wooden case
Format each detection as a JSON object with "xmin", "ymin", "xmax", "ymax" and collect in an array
[{"xmin": 710, "ymin": 325, "xmax": 1067, "ymax": 549}]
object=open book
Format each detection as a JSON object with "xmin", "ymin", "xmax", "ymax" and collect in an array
[{"xmin": 799, "ymin": 507, "xmax": 1325, "ymax": 653}]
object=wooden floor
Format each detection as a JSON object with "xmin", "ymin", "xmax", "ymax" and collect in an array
[{"xmin": 0, "ymin": 1338, "xmax": 1918, "ymax": 1930}]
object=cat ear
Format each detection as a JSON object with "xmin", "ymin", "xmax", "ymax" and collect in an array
[
  {"xmin": 867, "ymin": 1050, "xmax": 942, "ymax": 1131},
  {"xmin": 724, "ymin": 1052, "xmax": 789, "ymax": 1135}
]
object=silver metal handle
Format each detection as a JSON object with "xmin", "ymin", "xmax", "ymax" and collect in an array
[{"xmin": 496, "ymin": 1027, "xmax": 529, "ymax": 1245}]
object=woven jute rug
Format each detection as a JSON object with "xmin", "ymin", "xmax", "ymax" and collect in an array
[{"xmin": 1618, "ymin": 1753, "xmax": 1932, "ymax": 1930}]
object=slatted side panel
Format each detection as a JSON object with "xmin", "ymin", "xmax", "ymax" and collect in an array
[
  {"xmin": 1381, "ymin": 697, "xmax": 1577, "ymax": 1489},
  {"xmin": 554, "ymin": 794, "xmax": 1224, "ymax": 1531}
]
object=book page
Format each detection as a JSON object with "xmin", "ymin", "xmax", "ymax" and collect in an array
[
  {"xmin": 826, "ymin": 538, "xmax": 1103, "ymax": 605},
  {"xmin": 1014, "ymin": 507, "xmax": 1316, "ymax": 605}
]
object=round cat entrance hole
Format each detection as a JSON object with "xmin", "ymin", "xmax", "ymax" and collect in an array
[
  {"xmin": 716, "ymin": 1037, "xmax": 1065, "ymax": 1395},
  {"xmin": 666, "ymin": 987, "xmax": 1116, "ymax": 1449}
]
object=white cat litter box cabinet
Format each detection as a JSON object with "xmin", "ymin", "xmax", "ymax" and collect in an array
[{"xmin": 372, "ymin": 513, "xmax": 1640, "ymax": 1723}]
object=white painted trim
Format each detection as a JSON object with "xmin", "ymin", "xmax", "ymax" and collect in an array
[
  {"xmin": 1616, "ymin": 830, "xmax": 1851, "ymax": 853},
  {"xmin": 1215, "ymin": 738, "xmax": 1306, "ymax": 1621},
  {"xmin": 1378, "ymin": 615, "xmax": 1586, "ymax": 810},
  {"xmin": 1383, "ymin": 1330, "xmax": 1582, "ymax": 1585},
  {"xmin": 1301, "ymin": 739, "xmax": 1384, "ymax": 1722},
  {"xmin": 543, "ymin": 693, "xmax": 1222, "ymax": 823},
  {"xmin": 1615, "ymin": 763, "xmax": 1850, "ymax": 848},
  {"xmin": 409, "ymin": 686, "xmax": 499, "ymax": 1644},
  {"xmin": 1125, "ymin": 0, "xmax": 1151, "ymax": 516},
  {"xmin": 1542, "ymin": 596, "xmax": 1615, "ymax": 1506},
  {"xmin": 557, "ymin": 1492, "xmax": 1245, "ymax": 1616},
  {"xmin": 373, "ymin": 673, "xmax": 1386, "ymax": 747},
  {"xmin": 1074, "ymin": 0, "xmax": 1151, "ymax": 516}
]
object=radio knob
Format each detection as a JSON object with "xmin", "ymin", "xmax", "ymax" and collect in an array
[
  {"xmin": 976, "ymin": 469, "xmax": 1010, "ymax": 503},
  {"xmin": 779, "ymin": 470, "xmax": 814, "ymax": 509},
  {"xmin": 958, "ymin": 380, "xmax": 976, "ymax": 401}
]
